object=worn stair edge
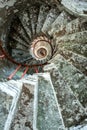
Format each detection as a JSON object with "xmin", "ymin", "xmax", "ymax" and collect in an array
[
  {"xmin": 19, "ymin": 10, "xmax": 32, "ymax": 39},
  {"xmin": 42, "ymin": 7, "xmax": 59, "ymax": 34},
  {"xmin": 19, "ymin": 75, "xmax": 38, "ymax": 130},
  {"xmin": 54, "ymin": 18, "xmax": 87, "ymax": 37},
  {"xmin": 0, "ymin": 80, "xmax": 22, "ymax": 130},
  {"xmin": 48, "ymin": 11, "xmax": 73, "ymax": 36},
  {"xmin": 57, "ymin": 49, "xmax": 87, "ymax": 75},
  {"xmin": 55, "ymin": 31, "xmax": 87, "ymax": 45},
  {"xmin": 57, "ymin": 40, "xmax": 87, "ymax": 58},
  {"xmin": 68, "ymin": 124, "xmax": 87, "ymax": 130},
  {"xmin": 49, "ymin": 54, "xmax": 87, "ymax": 108},
  {"xmin": 0, "ymin": 75, "xmax": 38, "ymax": 130},
  {"xmin": 44, "ymin": 64, "xmax": 87, "ymax": 128},
  {"xmin": 36, "ymin": 73, "xmax": 65, "ymax": 130},
  {"xmin": 61, "ymin": 0, "xmax": 87, "ymax": 17},
  {"xmin": 36, "ymin": 5, "xmax": 50, "ymax": 34},
  {"xmin": 10, "ymin": 75, "xmax": 38, "ymax": 130}
]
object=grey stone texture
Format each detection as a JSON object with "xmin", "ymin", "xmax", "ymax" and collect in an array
[
  {"xmin": 61, "ymin": 0, "xmax": 87, "ymax": 17},
  {"xmin": 48, "ymin": 11, "xmax": 74, "ymax": 36},
  {"xmin": 57, "ymin": 49, "xmax": 87, "ymax": 75},
  {"xmin": 49, "ymin": 54, "xmax": 87, "ymax": 108},
  {"xmin": 44, "ymin": 64, "xmax": 87, "ymax": 127},
  {"xmin": 11, "ymin": 83, "xmax": 35, "ymax": 130},
  {"xmin": 0, "ymin": 0, "xmax": 87, "ymax": 130},
  {"xmin": 37, "ymin": 73, "xmax": 65, "ymax": 130},
  {"xmin": 0, "ymin": 91, "xmax": 13, "ymax": 130},
  {"xmin": 42, "ymin": 6, "xmax": 60, "ymax": 33}
]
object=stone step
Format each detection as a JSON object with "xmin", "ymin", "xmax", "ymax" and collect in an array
[
  {"xmin": 36, "ymin": 73, "xmax": 65, "ymax": 130},
  {"xmin": 54, "ymin": 18, "xmax": 87, "ymax": 37},
  {"xmin": 58, "ymin": 49, "xmax": 87, "ymax": 75},
  {"xmin": 68, "ymin": 124, "xmax": 87, "ymax": 130},
  {"xmin": 29, "ymin": 6, "xmax": 39, "ymax": 36},
  {"xmin": 61, "ymin": 0, "xmax": 87, "ymax": 17},
  {"xmin": 0, "ymin": 75, "xmax": 38, "ymax": 130},
  {"xmin": 36, "ymin": 5, "xmax": 50, "ymax": 34},
  {"xmin": 49, "ymin": 54, "xmax": 87, "ymax": 108},
  {"xmin": 19, "ymin": 10, "xmax": 32, "ymax": 39},
  {"xmin": 10, "ymin": 32, "xmax": 30, "ymax": 49},
  {"xmin": 57, "ymin": 40, "xmax": 87, "ymax": 57},
  {"xmin": 11, "ymin": 16, "xmax": 30, "ymax": 44},
  {"xmin": 11, "ymin": 75, "xmax": 38, "ymax": 130},
  {"xmin": 10, "ymin": 29, "xmax": 30, "ymax": 48},
  {"xmin": 48, "ymin": 11, "xmax": 73, "ymax": 36},
  {"xmin": 42, "ymin": 7, "xmax": 60, "ymax": 34},
  {"xmin": 55, "ymin": 31, "xmax": 87, "ymax": 45},
  {"xmin": 0, "ymin": 80, "xmax": 22, "ymax": 130},
  {"xmin": 44, "ymin": 64, "xmax": 87, "ymax": 128}
]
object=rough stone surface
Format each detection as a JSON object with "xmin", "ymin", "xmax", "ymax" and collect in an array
[
  {"xmin": 55, "ymin": 31, "xmax": 87, "ymax": 45},
  {"xmin": 54, "ymin": 18, "xmax": 87, "ymax": 37},
  {"xmin": 42, "ymin": 7, "xmax": 60, "ymax": 33},
  {"xmin": 0, "ymin": 90, "xmax": 13, "ymax": 130},
  {"xmin": 0, "ymin": 80, "xmax": 22, "ymax": 130},
  {"xmin": 57, "ymin": 41, "xmax": 87, "ymax": 57},
  {"xmin": 11, "ymin": 83, "xmax": 35, "ymax": 130},
  {"xmin": 48, "ymin": 11, "xmax": 73, "ymax": 36},
  {"xmin": 37, "ymin": 73, "xmax": 65, "ymax": 130},
  {"xmin": 36, "ymin": 5, "xmax": 51, "ymax": 34},
  {"xmin": 49, "ymin": 54, "xmax": 87, "ymax": 108},
  {"xmin": 61, "ymin": 0, "xmax": 87, "ymax": 17},
  {"xmin": 57, "ymin": 49, "xmax": 87, "ymax": 75},
  {"xmin": 0, "ymin": 0, "xmax": 87, "ymax": 130},
  {"xmin": 44, "ymin": 64, "xmax": 87, "ymax": 127}
]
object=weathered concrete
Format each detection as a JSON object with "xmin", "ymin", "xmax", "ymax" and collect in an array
[
  {"xmin": 48, "ymin": 11, "xmax": 74, "ymax": 36},
  {"xmin": 57, "ymin": 41, "xmax": 87, "ymax": 57},
  {"xmin": 61, "ymin": 0, "xmax": 87, "ymax": 17},
  {"xmin": 44, "ymin": 64, "xmax": 87, "ymax": 127},
  {"xmin": 0, "ymin": 80, "xmax": 22, "ymax": 130},
  {"xmin": 36, "ymin": 5, "xmax": 51, "ymax": 34},
  {"xmin": 49, "ymin": 54, "xmax": 87, "ymax": 108},
  {"xmin": 57, "ymin": 49, "xmax": 87, "ymax": 75},
  {"xmin": 0, "ymin": 90, "xmax": 13, "ymax": 130},
  {"xmin": 42, "ymin": 7, "xmax": 60, "ymax": 33},
  {"xmin": 11, "ymin": 83, "xmax": 36, "ymax": 130},
  {"xmin": 54, "ymin": 18, "xmax": 87, "ymax": 37},
  {"xmin": 0, "ymin": 75, "xmax": 38, "ymax": 130},
  {"xmin": 37, "ymin": 73, "xmax": 65, "ymax": 130},
  {"xmin": 19, "ymin": 10, "xmax": 32, "ymax": 39},
  {"xmin": 56, "ymin": 31, "xmax": 87, "ymax": 45},
  {"xmin": 29, "ymin": 6, "xmax": 39, "ymax": 36},
  {"xmin": 0, "ymin": 1, "xmax": 87, "ymax": 130}
]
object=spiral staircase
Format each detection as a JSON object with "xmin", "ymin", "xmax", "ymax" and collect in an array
[{"xmin": 0, "ymin": 0, "xmax": 87, "ymax": 130}]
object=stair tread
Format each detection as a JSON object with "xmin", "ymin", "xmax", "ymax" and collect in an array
[
  {"xmin": 58, "ymin": 49, "xmax": 87, "ymax": 75},
  {"xmin": 0, "ymin": 75, "xmax": 38, "ymax": 130},
  {"xmin": 57, "ymin": 38, "xmax": 87, "ymax": 57},
  {"xmin": 29, "ymin": 6, "xmax": 39, "ymax": 36},
  {"xmin": 44, "ymin": 64, "xmax": 87, "ymax": 127},
  {"xmin": 55, "ymin": 31, "xmax": 87, "ymax": 45},
  {"xmin": 36, "ymin": 5, "xmax": 50, "ymax": 34},
  {"xmin": 37, "ymin": 73, "xmax": 65, "ymax": 130},
  {"xmin": 19, "ymin": 11, "xmax": 32, "ymax": 39},
  {"xmin": 49, "ymin": 54, "xmax": 87, "ymax": 108},
  {"xmin": 0, "ymin": 80, "xmax": 22, "ymax": 130},
  {"xmin": 61, "ymin": 0, "xmax": 87, "ymax": 17},
  {"xmin": 48, "ymin": 11, "xmax": 73, "ymax": 36},
  {"xmin": 42, "ymin": 7, "xmax": 60, "ymax": 34},
  {"xmin": 54, "ymin": 18, "xmax": 87, "ymax": 37},
  {"xmin": 12, "ymin": 17, "xmax": 30, "ymax": 43},
  {"xmin": 11, "ymin": 80, "xmax": 37, "ymax": 130}
]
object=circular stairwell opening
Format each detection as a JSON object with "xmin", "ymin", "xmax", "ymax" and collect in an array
[{"xmin": 0, "ymin": 3, "xmax": 59, "ymax": 81}]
